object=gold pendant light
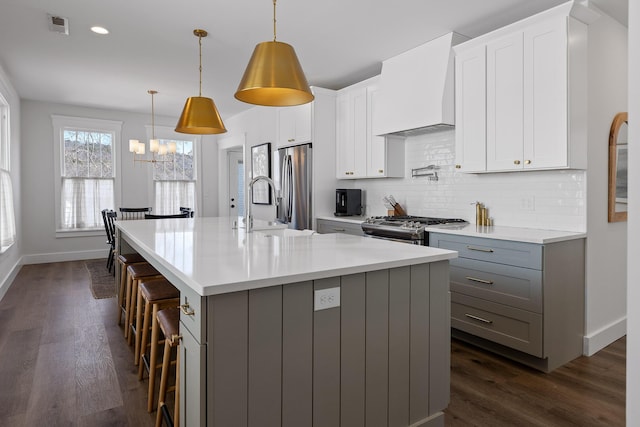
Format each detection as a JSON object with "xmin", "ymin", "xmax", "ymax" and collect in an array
[
  {"xmin": 176, "ymin": 29, "xmax": 227, "ymax": 134},
  {"xmin": 235, "ymin": 0, "xmax": 314, "ymax": 106}
]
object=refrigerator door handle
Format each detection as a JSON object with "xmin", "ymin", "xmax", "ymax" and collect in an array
[{"xmin": 282, "ymin": 154, "xmax": 293, "ymax": 222}]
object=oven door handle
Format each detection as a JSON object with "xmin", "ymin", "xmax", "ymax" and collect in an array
[{"xmin": 365, "ymin": 235, "xmax": 422, "ymax": 245}]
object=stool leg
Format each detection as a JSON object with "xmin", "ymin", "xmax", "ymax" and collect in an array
[
  {"xmin": 138, "ymin": 299, "xmax": 153, "ymax": 377},
  {"xmin": 147, "ymin": 304, "xmax": 161, "ymax": 412},
  {"xmin": 127, "ymin": 279, "xmax": 139, "ymax": 346},
  {"xmin": 123, "ymin": 274, "xmax": 133, "ymax": 339},
  {"xmin": 155, "ymin": 337, "xmax": 173, "ymax": 427},
  {"xmin": 117, "ymin": 261, "xmax": 127, "ymax": 325},
  {"xmin": 134, "ymin": 286, "xmax": 146, "ymax": 366}
]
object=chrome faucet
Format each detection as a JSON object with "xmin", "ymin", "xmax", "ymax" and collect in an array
[{"xmin": 245, "ymin": 175, "xmax": 277, "ymax": 232}]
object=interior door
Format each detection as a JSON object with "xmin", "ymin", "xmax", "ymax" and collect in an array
[{"xmin": 227, "ymin": 151, "xmax": 244, "ymax": 217}]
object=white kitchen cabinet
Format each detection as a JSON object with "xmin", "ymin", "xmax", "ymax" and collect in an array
[
  {"xmin": 454, "ymin": 4, "xmax": 590, "ymax": 173},
  {"xmin": 336, "ymin": 77, "xmax": 404, "ymax": 179},
  {"xmin": 454, "ymin": 44, "xmax": 487, "ymax": 173},
  {"xmin": 276, "ymin": 103, "xmax": 312, "ymax": 147},
  {"xmin": 336, "ymin": 88, "xmax": 367, "ymax": 178}
]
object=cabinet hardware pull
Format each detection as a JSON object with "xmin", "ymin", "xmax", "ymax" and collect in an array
[
  {"xmin": 333, "ymin": 228, "xmax": 345, "ymax": 232},
  {"xmin": 378, "ymin": 169, "xmax": 384, "ymax": 173},
  {"xmin": 466, "ymin": 245, "xmax": 494, "ymax": 253},
  {"xmin": 455, "ymin": 164, "xmax": 461, "ymax": 169},
  {"xmin": 514, "ymin": 160, "xmax": 521, "ymax": 165},
  {"xmin": 465, "ymin": 276, "xmax": 494, "ymax": 285},
  {"xmin": 345, "ymin": 172, "xmax": 349, "ymax": 175},
  {"xmin": 288, "ymin": 138, "xmax": 295, "ymax": 142},
  {"xmin": 180, "ymin": 303, "xmax": 195, "ymax": 316},
  {"xmin": 524, "ymin": 159, "xmax": 531, "ymax": 165},
  {"xmin": 465, "ymin": 313, "xmax": 493, "ymax": 324}
]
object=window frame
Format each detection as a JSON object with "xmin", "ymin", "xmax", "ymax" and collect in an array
[
  {"xmin": 0, "ymin": 92, "xmax": 16, "ymax": 253},
  {"xmin": 52, "ymin": 115, "xmax": 123, "ymax": 237},
  {"xmin": 145, "ymin": 125, "xmax": 201, "ymax": 214}
]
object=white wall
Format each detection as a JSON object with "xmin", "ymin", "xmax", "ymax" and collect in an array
[
  {"xmin": 584, "ymin": 11, "xmax": 628, "ymax": 355},
  {"xmin": 352, "ymin": 130, "xmax": 587, "ymax": 231},
  {"xmin": 0, "ymin": 65, "xmax": 22, "ymax": 298},
  {"xmin": 626, "ymin": 0, "xmax": 639, "ymax": 423},
  {"xmin": 19, "ymin": 99, "xmax": 219, "ymax": 262}
]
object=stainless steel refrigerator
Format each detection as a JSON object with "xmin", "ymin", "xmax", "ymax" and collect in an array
[{"xmin": 273, "ymin": 143, "xmax": 312, "ymax": 230}]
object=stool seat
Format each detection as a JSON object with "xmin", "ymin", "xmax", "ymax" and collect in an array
[
  {"xmin": 140, "ymin": 278, "xmax": 180, "ymax": 302},
  {"xmin": 157, "ymin": 307, "xmax": 180, "ymax": 345},
  {"xmin": 128, "ymin": 262, "xmax": 160, "ymax": 278},
  {"xmin": 118, "ymin": 252, "xmax": 146, "ymax": 264}
]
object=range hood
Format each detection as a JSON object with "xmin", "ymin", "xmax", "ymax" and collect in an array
[{"xmin": 373, "ymin": 32, "xmax": 468, "ymax": 137}]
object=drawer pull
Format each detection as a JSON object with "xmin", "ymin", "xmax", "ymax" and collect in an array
[
  {"xmin": 333, "ymin": 228, "xmax": 346, "ymax": 232},
  {"xmin": 466, "ymin": 245, "xmax": 494, "ymax": 253},
  {"xmin": 180, "ymin": 302, "xmax": 195, "ymax": 316},
  {"xmin": 465, "ymin": 313, "xmax": 493, "ymax": 324},
  {"xmin": 465, "ymin": 276, "xmax": 494, "ymax": 285}
]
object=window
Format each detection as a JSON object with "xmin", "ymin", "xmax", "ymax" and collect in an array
[
  {"xmin": 0, "ymin": 95, "xmax": 15, "ymax": 253},
  {"xmin": 153, "ymin": 138, "xmax": 196, "ymax": 215},
  {"xmin": 52, "ymin": 116, "xmax": 122, "ymax": 235}
]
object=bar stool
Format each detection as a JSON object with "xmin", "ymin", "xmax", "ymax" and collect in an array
[
  {"xmin": 116, "ymin": 252, "xmax": 146, "ymax": 325},
  {"xmin": 135, "ymin": 278, "xmax": 179, "ymax": 412},
  {"xmin": 155, "ymin": 307, "xmax": 180, "ymax": 427},
  {"xmin": 134, "ymin": 277, "xmax": 179, "ymax": 368},
  {"xmin": 124, "ymin": 263, "xmax": 163, "ymax": 343}
]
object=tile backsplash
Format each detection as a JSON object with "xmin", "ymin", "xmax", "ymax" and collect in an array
[{"xmin": 353, "ymin": 130, "xmax": 586, "ymax": 232}]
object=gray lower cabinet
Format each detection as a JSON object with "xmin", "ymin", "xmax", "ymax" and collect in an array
[
  {"xmin": 430, "ymin": 233, "xmax": 585, "ymax": 372},
  {"xmin": 316, "ymin": 218, "xmax": 364, "ymax": 236},
  {"xmin": 181, "ymin": 262, "xmax": 450, "ymax": 427}
]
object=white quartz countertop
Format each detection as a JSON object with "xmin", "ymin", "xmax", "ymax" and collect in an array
[
  {"xmin": 317, "ymin": 215, "xmax": 585, "ymax": 244},
  {"xmin": 116, "ymin": 217, "xmax": 457, "ymax": 296},
  {"xmin": 425, "ymin": 223, "xmax": 586, "ymax": 244}
]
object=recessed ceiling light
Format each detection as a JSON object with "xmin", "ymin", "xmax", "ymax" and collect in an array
[{"xmin": 90, "ymin": 26, "xmax": 109, "ymax": 35}]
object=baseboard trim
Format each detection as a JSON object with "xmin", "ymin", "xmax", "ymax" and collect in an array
[
  {"xmin": 0, "ymin": 256, "xmax": 23, "ymax": 302},
  {"xmin": 21, "ymin": 249, "xmax": 107, "ymax": 265},
  {"xmin": 583, "ymin": 317, "xmax": 627, "ymax": 356}
]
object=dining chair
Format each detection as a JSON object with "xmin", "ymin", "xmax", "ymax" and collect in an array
[
  {"xmin": 119, "ymin": 207, "xmax": 152, "ymax": 220},
  {"xmin": 101, "ymin": 209, "xmax": 117, "ymax": 273},
  {"xmin": 179, "ymin": 207, "xmax": 194, "ymax": 217},
  {"xmin": 144, "ymin": 213, "xmax": 191, "ymax": 219}
]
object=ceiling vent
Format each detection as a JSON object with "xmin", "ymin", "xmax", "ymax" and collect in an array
[{"xmin": 48, "ymin": 14, "xmax": 69, "ymax": 35}]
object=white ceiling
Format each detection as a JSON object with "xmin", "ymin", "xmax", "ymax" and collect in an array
[{"xmin": 0, "ymin": 0, "xmax": 627, "ymax": 121}]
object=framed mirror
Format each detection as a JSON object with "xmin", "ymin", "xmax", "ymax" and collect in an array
[{"xmin": 608, "ymin": 112, "xmax": 628, "ymax": 222}]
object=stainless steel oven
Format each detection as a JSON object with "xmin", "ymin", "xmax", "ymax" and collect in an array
[{"xmin": 361, "ymin": 216, "xmax": 467, "ymax": 245}]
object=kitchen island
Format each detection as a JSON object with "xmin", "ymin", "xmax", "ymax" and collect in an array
[{"xmin": 116, "ymin": 216, "xmax": 457, "ymax": 427}]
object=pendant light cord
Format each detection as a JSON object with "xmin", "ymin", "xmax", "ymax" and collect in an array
[
  {"xmin": 198, "ymin": 34, "xmax": 203, "ymax": 97},
  {"xmin": 273, "ymin": 0, "xmax": 277, "ymax": 42},
  {"xmin": 149, "ymin": 90, "xmax": 156, "ymax": 139}
]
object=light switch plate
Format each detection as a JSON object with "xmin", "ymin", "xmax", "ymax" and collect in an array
[{"xmin": 314, "ymin": 287, "xmax": 340, "ymax": 311}]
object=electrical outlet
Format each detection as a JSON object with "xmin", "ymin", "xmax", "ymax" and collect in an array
[
  {"xmin": 314, "ymin": 287, "xmax": 340, "ymax": 311},
  {"xmin": 520, "ymin": 196, "xmax": 535, "ymax": 211}
]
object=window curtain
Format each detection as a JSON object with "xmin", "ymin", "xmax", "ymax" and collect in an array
[
  {"xmin": 61, "ymin": 177, "xmax": 114, "ymax": 229},
  {"xmin": 154, "ymin": 181, "xmax": 195, "ymax": 215},
  {"xmin": 0, "ymin": 169, "xmax": 16, "ymax": 252}
]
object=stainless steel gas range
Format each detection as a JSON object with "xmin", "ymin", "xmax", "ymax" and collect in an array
[{"xmin": 361, "ymin": 215, "xmax": 467, "ymax": 245}]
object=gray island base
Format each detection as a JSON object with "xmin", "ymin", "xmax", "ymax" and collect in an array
[{"xmin": 116, "ymin": 217, "xmax": 456, "ymax": 427}]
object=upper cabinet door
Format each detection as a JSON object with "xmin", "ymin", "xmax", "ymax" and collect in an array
[
  {"xmin": 277, "ymin": 103, "xmax": 312, "ymax": 147},
  {"xmin": 486, "ymin": 32, "xmax": 524, "ymax": 171},
  {"xmin": 523, "ymin": 17, "xmax": 568, "ymax": 169},
  {"xmin": 455, "ymin": 44, "xmax": 487, "ymax": 173},
  {"xmin": 335, "ymin": 88, "xmax": 367, "ymax": 178}
]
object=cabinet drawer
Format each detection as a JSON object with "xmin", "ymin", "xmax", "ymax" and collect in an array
[
  {"xmin": 179, "ymin": 283, "xmax": 205, "ymax": 343},
  {"xmin": 451, "ymin": 292, "xmax": 542, "ymax": 357},
  {"xmin": 316, "ymin": 219, "xmax": 364, "ymax": 236},
  {"xmin": 430, "ymin": 233, "xmax": 542, "ymax": 269},
  {"xmin": 450, "ymin": 258, "xmax": 542, "ymax": 312}
]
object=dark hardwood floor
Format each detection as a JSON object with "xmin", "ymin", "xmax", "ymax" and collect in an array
[{"xmin": 0, "ymin": 261, "xmax": 626, "ymax": 426}]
